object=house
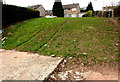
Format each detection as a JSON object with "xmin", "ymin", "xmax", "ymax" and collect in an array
[
  {"xmin": 102, "ymin": 6, "xmax": 117, "ymax": 17},
  {"xmin": 30, "ymin": 3, "xmax": 81, "ymax": 17},
  {"xmin": 103, "ymin": 6, "xmax": 116, "ymax": 11},
  {"xmin": 30, "ymin": 4, "xmax": 46, "ymax": 17},
  {"xmin": 45, "ymin": 10, "xmax": 53, "ymax": 16},
  {"xmin": 63, "ymin": 3, "xmax": 80, "ymax": 17}
]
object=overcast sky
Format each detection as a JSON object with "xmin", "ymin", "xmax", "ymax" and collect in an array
[{"xmin": 3, "ymin": 0, "xmax": 119, "ymax": 10}]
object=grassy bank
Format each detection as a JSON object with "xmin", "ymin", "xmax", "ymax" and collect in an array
[{"xmin": 2, "ymin": 17, "xmax": 118, "ymax": 65}]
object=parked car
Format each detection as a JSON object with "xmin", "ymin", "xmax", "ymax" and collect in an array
[{"xmin": 45, "ymin": 15, "xmax": 57, "ymax": 18}]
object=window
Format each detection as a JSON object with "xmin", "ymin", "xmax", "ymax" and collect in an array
[{"xmin": 72, "ymin": 8, "xmax": 76, "ymax": 11}]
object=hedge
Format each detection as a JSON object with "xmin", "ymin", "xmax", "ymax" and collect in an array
[{"xmin": 2, "ymin": 4, "xmax": 39, "ymax": 28}]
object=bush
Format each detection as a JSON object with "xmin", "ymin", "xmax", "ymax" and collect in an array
[
  {"xmin": 93, "ymin": 11, "xmax": 99, "ymax": 16},
  {"xmin": 87, "ymin": 10, "xmax": 93, "ymax": 17},
  {"xmin": 97, "ymin": 11, "xmax": 102, "ymax": 17},
  {"xmin": 82, "ymin": 10, "xmax": 93, "ymax": 17},
  {"xmin": 2, "ymin": 4, "xmax": 39, "ymax": 28}
]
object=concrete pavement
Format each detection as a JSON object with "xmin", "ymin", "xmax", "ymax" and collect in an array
[{"xmin": 0, "ymin": 49, "xmax": 63, "ymax": 80}]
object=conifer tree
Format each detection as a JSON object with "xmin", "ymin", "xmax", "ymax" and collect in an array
[
  {"xmin": 86, "ymin": 2, "xmax": 94, "ymax": 12},
  {"xmin": 52, "ymin": 1, "xmax": 64, "ymax": 17}
]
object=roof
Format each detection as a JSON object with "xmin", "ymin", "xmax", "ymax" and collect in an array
[
  {"xmin": 103, "ymin": 6, "xmax": 117, "ymax": 9},
  {"xmin": 30, "ymin": 4, "xmax": 40, "ymax": 9},
  {"xmin": 63, "ymin": 3, "xmax": 80, "ymax": 9},
  {"xmin": 30, "ymin": 4, "xmax": 45, "ymax": 11}
]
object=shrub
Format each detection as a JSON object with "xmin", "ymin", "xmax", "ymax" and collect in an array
[
  {"xmin": 97, "ymin": 11, "xmax": 102, "ymax": 17},
  {"xmin": 82, "ymin": 10, "xmax": 93, "ymax": 17}
]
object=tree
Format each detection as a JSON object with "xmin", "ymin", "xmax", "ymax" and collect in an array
[
  {"xmin": 86, "ymin": 2, "xmax": 94, "ymax": 12},
  {"xmin": 52, "ymin": 1, "xmax": 64, "ymax": 17}
]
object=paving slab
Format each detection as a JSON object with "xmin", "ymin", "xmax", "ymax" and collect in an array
[{"xmin": 0, "ymin": 49, "xmax": 63, "ymax": 80}]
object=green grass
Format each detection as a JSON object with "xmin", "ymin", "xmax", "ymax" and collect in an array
[{"xmin": 2, "ymin": 17, "xmax": 119, "ymax": 65}]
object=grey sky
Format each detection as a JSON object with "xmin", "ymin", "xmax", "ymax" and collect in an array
[{"xmin": 3, "ymin": 0, "xmax": 119, "ymax": 10}]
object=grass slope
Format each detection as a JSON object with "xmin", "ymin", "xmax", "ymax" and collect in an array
[{"xmin": 3, "ymin": 17, "xmax": 118, "ymax": 65}]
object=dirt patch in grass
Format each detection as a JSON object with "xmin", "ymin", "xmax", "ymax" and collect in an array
[
  {"xmin": 47, "ymin": 58, "xmax": 118, "ymax": 80},
  {"xmin": 109, "ymin": 17, "xmax": 120, "ymax": 28}
]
